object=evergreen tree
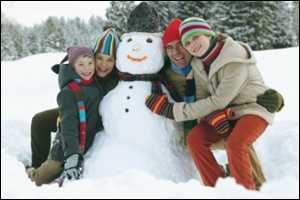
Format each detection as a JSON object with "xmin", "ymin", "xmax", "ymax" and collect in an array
[
  {"xmin": 293, "ymin": 1, "xmax": 299, "ymax": 45},
  {"xmin": 213, "ymin": 1, "xmax": 294, "ymax": 50},
  {"xmin": 88, "ymin": 15, "xmax": 105, "ymax": 47},
  {"xmin": 14, "ymin": 25, "xmax": 29, "ymax": 58},
  {"xmin": 1, "ymin": 12, "xmax": 27, "ymax": 60},
  {"xmin": 176, "ymin": 1, "xmax": 213, "ymax": 21},
  {"xmin": 41, "ymin": 17, "xmax": 65, "ymax": 52},
  {"xmin": 63, "ymin": 17, "xmax": 89, "ymax": 48},
  {"xmin": 1, "ymin": 13, "xmax": 17, "ymax": 60},
  {"xmin": 106, "ymin": 1, "xmax": 135, "ymax": 36},
  {"xmin": 147, "ymin": 1, "xmax": 178, "ymax": 31}
]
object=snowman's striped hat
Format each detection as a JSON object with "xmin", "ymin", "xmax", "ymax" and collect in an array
[{"xmin": 93, "ymin": 28, "xmax": 119, "ymax": 57}]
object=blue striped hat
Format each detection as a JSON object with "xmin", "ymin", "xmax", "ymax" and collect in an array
[{"xmin": 93, "ymin": 28, "xmax": 119, "ymax": 57}]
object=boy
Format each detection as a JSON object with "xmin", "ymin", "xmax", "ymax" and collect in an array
[{"xmin": 27, "ymin": 46, "xmax": 104, "ymax": 186}]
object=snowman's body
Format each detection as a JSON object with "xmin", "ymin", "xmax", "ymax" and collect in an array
[{"xmin": 84, "ymin": 33, "xmax": 196, "ymax": 182}]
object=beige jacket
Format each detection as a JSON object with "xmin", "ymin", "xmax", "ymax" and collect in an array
[{"xmin": 173, "ymin": 36, "xmax": 275, "ymax": 124}]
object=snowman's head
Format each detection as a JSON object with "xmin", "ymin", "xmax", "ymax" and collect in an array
[{"xmin": 116, "ymin": 32, "xmax": 164, "ymax": 74}]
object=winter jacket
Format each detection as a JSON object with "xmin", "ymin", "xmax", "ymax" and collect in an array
[
  {"xmin": 49, "ymin": 64, "xmax": 104, "ymax": 162},
  {"xmin": 95, "ymin": 69, "xmax": 119, "ymax": 96},
  {"xmin": 173, "ymin": 35, "xmax": 275, "ymax": 124}
]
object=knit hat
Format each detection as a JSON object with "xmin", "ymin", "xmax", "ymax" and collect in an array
[
  {"xmin": 127, "ymin": 2, "xmax": 160, "ymax": 33},
  {"xmin": 162, "ymin": 19, "xmax": 182, "ymax": 48},
  {"xmin": 179, "ymin": 17, "xmax": 216, "ymax": 46},
  {"xmin": 67, "ymin": 46, "xmax": 94, "ymax": 66},
  {"xmin": 51, "ymin": 46, "xmax": 93, "ymax": 74},
  {"xmin": 93, "ymin": 28, "xmax": 119, "ymax": 58}
]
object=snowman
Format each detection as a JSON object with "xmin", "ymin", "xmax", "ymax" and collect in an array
[{"xmin": 85, "ymin": 3, "xmax": 197, "ymax": 182}]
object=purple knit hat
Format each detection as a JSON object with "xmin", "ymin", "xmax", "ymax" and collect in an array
[
  {"xmin": 52, "ymin": 46, "xmax": 94, "ymax": 74},
  {"xmin": 66, "ymin": 46, "xmax": 94, "ymax": 66}
]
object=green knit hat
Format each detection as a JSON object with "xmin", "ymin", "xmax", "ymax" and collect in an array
[{"xmin": 179, "ymin": 17, "xmax": 216, "ymax": 46}]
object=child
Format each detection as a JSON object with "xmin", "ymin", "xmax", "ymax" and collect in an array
[{"xmin": 27, "ymin": 46, "xmax": 104, "ymax": 186}]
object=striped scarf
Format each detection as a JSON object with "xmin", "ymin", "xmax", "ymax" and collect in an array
[
  {"xmin": 118, "ymin": 71, "xmax": 181, "ymax": 101},
  {"xmin": 68, "ymin": 78, "xmax": 93, "ymax": 152},
  {"xmin": 198, "ymin": 36, "xmax": 224, "ymax": 74}
]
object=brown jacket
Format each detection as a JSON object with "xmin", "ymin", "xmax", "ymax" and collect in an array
[{"xmin": 173, "ymin": 35, "xmax": 275, "ymax": 124}]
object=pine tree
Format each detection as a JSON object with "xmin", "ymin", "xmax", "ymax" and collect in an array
[
  {"xmin": 63, "ymin": 17, "xmax": 94, "ymax": 49},
  {"xmin": 147, "ymin": 1, "xmax": 178, "ymax": 31},
  {"xmin": 1, "ymin": 13, "xmax": 17, "ymax": 60},
  {"xmin": 176, "ymin": 1, "xmax": 213, "ymax": 21},
  {"xmin": 213, "ymin": 1, "xmax": 294, "ymax": 50},
  {"xmin": 272, "ymin": 2, "xmax": 295, "ymax": 49},
  {"xmin": 106, "ymin": 1, "xmax": 135, "ymax": 36},
  {"xmin": 26, "ymin": 25, "xmax": 42, "ymax": 55},
  {"xmin": 1, "ymin": 12, "xmax": 27, "ymax": 60},
  {"xmin": 14, "ymin": 25, "xmax": 29, "ymax": 58},
  {"xmin": 293, "ymin": 1, "xmax": 299, "ymax": 45},
  {"xmin": 42, "ymin": 17, "xmax": 65, "ymax": 52},
  {"xmin": 88, "ymin": 15, "xmax": 105, "ymax": 47}
]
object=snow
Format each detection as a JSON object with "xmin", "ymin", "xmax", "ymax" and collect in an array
[{"xmin": 1, "ymin": 47, "xmax": 299, "ymax": 198}]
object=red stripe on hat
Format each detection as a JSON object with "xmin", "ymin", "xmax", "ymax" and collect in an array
[{"xmin": 181, "ymin": 25, "xmax": 212, "ymax": 37}]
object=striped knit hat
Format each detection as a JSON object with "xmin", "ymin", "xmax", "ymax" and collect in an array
[
  {"xmin": 179, "ymin": 17, "xmax": 216, "ymax": 46},
  {"xmin": 93, "ymin": 28, "xmax": 119, "ymax": 58}
]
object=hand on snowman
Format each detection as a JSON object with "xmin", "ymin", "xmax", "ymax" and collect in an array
[{"xmin": 145, "ymin": 94, "xmax": 175, "ymax": 120}]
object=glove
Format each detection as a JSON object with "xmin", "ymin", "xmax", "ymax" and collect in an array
[
  {"xmin": 257, "ymin": 89, "xmax": 284, "ymax": 113},
  {"xmin": 203, "ymin": 108, "xmax": 235, "ymax": 135},
  {"xmin": 145, "ymin": 94, "xmax": 174, "ymax": 120},
  {"xmin": 63, "ymin": 154, "xmax": 83, "ymax": 180}
]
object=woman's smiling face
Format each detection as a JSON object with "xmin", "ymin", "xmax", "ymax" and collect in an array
[
  {"xmin": 183, "ymin": 34, "xmax": 211, "ymax": 57},
  {"xmin": 95, "ymin": 53, "xmax": 115, "ymax": 78}
]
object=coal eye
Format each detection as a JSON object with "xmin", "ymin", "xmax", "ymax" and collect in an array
[
  {"xmin": 146, "ymin": 38, "xmax": 153, "ymax": 43},
  {"xmin": 127, "ymin": 38, "xmax": 132, "ymax": 43}
]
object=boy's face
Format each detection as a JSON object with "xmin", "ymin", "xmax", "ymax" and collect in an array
[
  {"xmin": 95, "ymin": 53, "xmax": 115, "ymax": 78},
  {"xmin": 166, "ymin": 40, "xmax": 192, "ymax": 67},
  {"xmin": 73, "ymin": 55, "xmax": 95, "ymax": 80},
  {"xmin": 183, "ymin": 34, "xmax": 211, "ymax": 57}
]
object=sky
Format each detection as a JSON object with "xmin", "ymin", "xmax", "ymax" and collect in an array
[{"xmin": 1, "ymin": 1, "xmax": 112, "ymax": 27}]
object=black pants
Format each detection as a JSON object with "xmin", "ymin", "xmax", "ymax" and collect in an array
[{"xmin": 31, "ymin": 108, "xmax": 59, "ymax": 168}]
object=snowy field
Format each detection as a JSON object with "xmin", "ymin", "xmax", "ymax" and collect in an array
[{"xmin": 1, "ymin": 48, "xmax": 299, "ymax": 198}]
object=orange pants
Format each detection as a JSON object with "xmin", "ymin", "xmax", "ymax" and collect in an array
[{"xmin": 187, "ymin": 115, "xmax": 268, "ymax": 190}]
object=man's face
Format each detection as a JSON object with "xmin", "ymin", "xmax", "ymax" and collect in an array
[{"xmin": 166, "ymin": 40, "xmax": 192, "ymax": 68}]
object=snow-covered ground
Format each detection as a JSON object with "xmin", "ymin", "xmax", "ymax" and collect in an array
[{"xmin": 1, "ymin": 48, "xmax": 299, "ymax": 198}]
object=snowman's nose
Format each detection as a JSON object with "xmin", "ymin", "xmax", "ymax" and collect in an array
[{"xmin": 132, "ymin": 44, "xmax": 141, "ymax": 52}]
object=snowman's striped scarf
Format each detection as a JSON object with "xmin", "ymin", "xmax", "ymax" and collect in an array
[{"xmin": 118, "ymin": 71, "xmax": 181, "ymax": 101}]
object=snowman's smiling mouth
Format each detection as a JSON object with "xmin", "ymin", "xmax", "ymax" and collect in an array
[{"xmin": 127, "ymin": 54, "xmax": 148, "ymax": 63}]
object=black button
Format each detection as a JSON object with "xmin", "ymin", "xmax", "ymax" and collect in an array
[
  {"xmin": 127, "ymin": 96, "xmax": 131, "ymax": 100},
  {"xmin": 125, "ymin": 108, "xmax": 129, "ymax": 112},
  {"xmin": 129, "ymin": 86, "xmax": 133, "ymax": 89}
]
